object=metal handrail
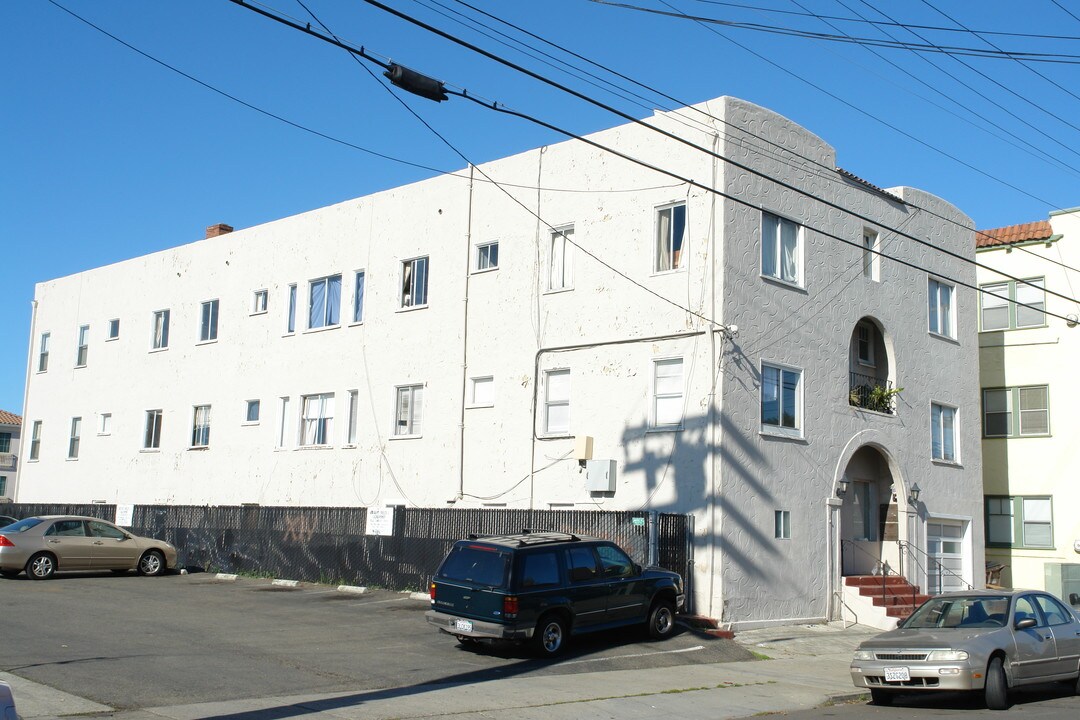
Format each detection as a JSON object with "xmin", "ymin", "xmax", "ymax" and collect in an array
[
  {"xmin": 848, "ymin": 372, "xmax": 896, "ymax": 414},
  {"xmin": 832, "ymin": 590, "xmax": 858, "ymax": 629},
  {"xmin": 897, "ymin": 540, "xmax": 974, "ymax": 592}
]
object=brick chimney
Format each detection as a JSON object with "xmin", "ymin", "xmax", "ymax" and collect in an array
[{"xmin": 206, "ymin": 223, "xmax": 234, "ymax": 239}]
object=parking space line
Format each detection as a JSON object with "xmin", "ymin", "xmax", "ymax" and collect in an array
[
  {"xmin": 559, "ymin": 645, "xmax": 706, "ymax": 666},
  {"xmin": 350, "ymin": 597, "xmax": 416, "ymax": 606}
]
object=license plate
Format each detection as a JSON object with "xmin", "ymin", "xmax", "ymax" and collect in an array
[
  {"xmin": 884, "ymin": 667, "xmax": 910, "ymax": 682},
  {"xmin": 454, "ymin": 619, "xmax": 473, "ymax": 633}
]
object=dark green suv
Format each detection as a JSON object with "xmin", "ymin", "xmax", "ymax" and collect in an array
[{"xmin": 425, "ymin": 530, "xmax": 685, "ymax": 655}]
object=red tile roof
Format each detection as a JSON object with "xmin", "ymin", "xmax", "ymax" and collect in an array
[
  {"xmin": 976, "ymin": 221, "xmax": 1053, "ymax": 248},
  {"xmin": 0, "ymin": 410, "xmax": 21, "ymax": 426}
]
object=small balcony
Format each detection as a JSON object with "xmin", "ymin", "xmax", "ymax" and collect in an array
[
  {"xmin": 0, "ymin": 452, "xmax": 16, "ymax": 471},
  {"xmin": 849, "ymin": 372, "xmax": 897, "ymax": 415}
]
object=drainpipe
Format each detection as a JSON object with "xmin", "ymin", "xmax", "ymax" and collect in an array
[
  {"xmin": 14, "ymin": 299, "xmax": 38, "ymax": 501},
  {"xmin": 456, "ymin": 165, "xmax": 476, "ymax": 501},
  {"xmin": 706, "ymin": 127, "xmax": 721, "ymax": 619}
]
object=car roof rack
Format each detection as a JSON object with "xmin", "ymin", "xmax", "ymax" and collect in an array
[{"xmin": 464, "ymin": 529, "xmax": 583, "ymax": 546}]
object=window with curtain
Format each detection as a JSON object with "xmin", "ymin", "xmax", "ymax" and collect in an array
[
  {"xmin": 761, "ymin": 212, "xmax": 801, "ymax": 285},
  {"xmin": 354, "ymin": 271, "xmax": 366, "ymax": 323},
  {"xmin": 200, "ymin": 300, "xmax": 219, "ymax": 342},
  {"xmin": 152, "ymin": 310, "xmax": 170, "ymax": 349},
  {"xmin": 76, "ymin": 325, "xmax": 89, "ymax": 367},
  {"xmin": 300, "ymin": 393, "xmax": 334, "ymax": 446},
  {"xmin": 144, "ymin": 410, "xmax": 162, "ymax": 449},
  {"xmin": 475, "ymin": 242, "xmax": 499, "ymax": 272},
  {"xmin": 980, "ymin": 278, "xmax": 1045, "ymax": 331},
  {"xmin": 652, "ymin": 358, "xmax": 684, "ymax": 428},
  {"xmin": 309, "ymin": 275, "xmax": 342, "ymax": 329},
  {"xmin": 191, "ymin": 405, "xmax": 211, "ymax": 447},
  {"xmin": 931, "ymin": 402, "xmax": 957, "ymax": 462},
  {"xmin": 655, "ymin": 203, "xmax": 686, "ymax": 273},
  {"xmin": 395, "ymin": 385, "xmax": 424, "ymax": 436},
  {"xmin": 544, "ymin": 369, "xmax": 571, "ymax": 434},
  {"xmin": 986, "ymin": 496, "xmax": 1053, "ymax": 548},
  {"xmin": 761, "ymin": 363, "xmax": 801, "ymax": 432},
  {"xmin": 983, "ymin": 385, "xmax": 1049, "ymax": 437},
  {"xmin": 401, "ymin": 258, "xmax": 429, "ymax": 308},
  {"xmin": 548, "ymin": 227, "xmax": 574, "ymax": 291},
  {"xmin": 928, "ymin": 278, "xmax": 955, "ymax": 338},
  {"xmin": 68, "ymin": 417, "xmax": 81, "ymax": 459}
]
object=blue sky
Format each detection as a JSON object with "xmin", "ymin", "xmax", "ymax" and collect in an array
[{"xmin": 2, "ymin": 0, "xmax": 1078, "ymax": 414}]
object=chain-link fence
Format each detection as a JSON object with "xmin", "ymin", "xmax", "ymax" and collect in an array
[{"xmin": 2, "ymin": 504, "xmax": 693, "ymax": 604}]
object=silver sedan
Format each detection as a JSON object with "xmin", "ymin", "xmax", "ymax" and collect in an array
[
  {"xmin": 850, "ymin": 589, "xmax": 1080, "ymax": 710},
  {"xmin": 0, "ymin": 515, "xmax": 178, "ymax": 580}
]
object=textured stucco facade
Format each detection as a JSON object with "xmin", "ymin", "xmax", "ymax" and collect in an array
[{"xmin": 18, "ymin": 96, "xmax": 983, "ymax": 626}]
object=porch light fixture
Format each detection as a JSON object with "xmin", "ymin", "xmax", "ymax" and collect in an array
[
  {"xmin": 908, "ymin": 483, "xmax": 921, "ymax": 505},
  {"xmin": 836, "ymin": 478, "xmax": 850, "ymax": 497}
]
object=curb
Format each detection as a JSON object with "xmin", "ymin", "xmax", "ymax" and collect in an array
[
  {"xmin": 337, "ymin": 585, "xmax": 368, "ymax": 595},
  {"xmin": 825, "ymin": 690, "xmax": 871, "ymax": 705},
  {"xmin": 214, "ymin": 573, "xmax": 238, "ymax": 581},
  {"xmin": 271, "ymin": 579, "xmax": 300, "ymax": 587},
  {"xmin": 408, "ymin": 592, "xmax": 429, "ymax": 601}
]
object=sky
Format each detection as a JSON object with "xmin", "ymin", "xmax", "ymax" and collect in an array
[{"xmin": 2, "ymin": 0, "xmax": 1078, "ymax": 415}]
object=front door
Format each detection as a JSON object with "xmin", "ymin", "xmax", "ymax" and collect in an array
[{"xmin": 926, "ymin": 520, "xmax": 965, "ymax": 594}]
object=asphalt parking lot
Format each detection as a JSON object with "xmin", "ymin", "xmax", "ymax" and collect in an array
[{"xmin": 1, "ymin": 570, "xmax": 753, "ymax": 711}]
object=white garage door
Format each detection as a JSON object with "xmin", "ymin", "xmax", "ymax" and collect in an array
[{"xmin": 927, "ymin": 520, "xmax": 966, "ymax": 594}]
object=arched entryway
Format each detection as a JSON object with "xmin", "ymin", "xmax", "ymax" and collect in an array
[{"xmin": 839, "ymin": 445, "xmax": 900, "ymax": 576}]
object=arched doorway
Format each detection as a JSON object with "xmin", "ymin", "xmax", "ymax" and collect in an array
[{"xmin": 839, "ymin": 445, "xmax": 900, "ymax": 576}]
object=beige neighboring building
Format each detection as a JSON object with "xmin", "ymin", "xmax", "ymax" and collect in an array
[
  {"xmin": 977, "ymin": 207, "xmax": 1080, "ymax": 609},
  {"xmin": 0, "ymin": 410, "xmax": 19, "ymax": 500}
]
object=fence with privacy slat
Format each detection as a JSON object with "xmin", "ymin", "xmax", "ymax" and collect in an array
[{"xmin": 3, "ymin": 504, "xmax": 693, "ymax": 606}]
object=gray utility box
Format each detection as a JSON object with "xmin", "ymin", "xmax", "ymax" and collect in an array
[{"xmin": 586, "ymin": 459, "xmax": 617, "ymax": 493}]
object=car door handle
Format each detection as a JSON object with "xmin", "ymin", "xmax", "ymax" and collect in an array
[
  {"xmin": 48, "ymin": 539, "xmax": 61, "ymax": 544},
  {"xmin": 93, "ymin": 541, "xmax": 104, "ymax": 545}
]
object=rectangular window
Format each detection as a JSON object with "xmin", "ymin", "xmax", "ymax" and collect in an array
[
  {"xmin": 983, "ymin": 385, "xmax": 1049, "ymax": 437},
  {"xmin": 986, "ymin": 497, "xmax": 1014, "ymax": 545},
  {"xmin": 29, "ymin": 420, "xmax": 42, "ymax": 460},
  {"xmin": 191, "ymin": 405, "xmax": 211, "ymax": 448},
  {"xmin": 277, "ymin": 397, "xmax": 290, "ymax": 448},
  {"xmin": 308, "ymin": 275, "xmax": 342, "ymax": 329},
  {"xmin": 655, "ymin": 203, "xmax": 686, "ymax": 273},
  {"xmin": 652, "ymin": 358, "xmax": 684, "ymax": 428},
  {"xmin": 856, "ymin": 323, "xmax": 874, "ymax": 366},
  {"xmin": 980, "ymin": 278, "xmax": 1045, "ymax": 331},
  {"xmin": 395, "ymin": 384, "xmax": 424, "ymax": 436},
  {"xmin": 761, "ymin": 211, "xmax": 801, "ymax": 285},
  {"xmin": 347, "ymin": 390, "xmax": 359, "ymax": 445},
  {"xmin": 68, "ymin": 417, "xmax": 81, "ymax": 459},
  {"xmin": 862, "ymin": 229, "xmax": 880, "ymax": 281},
  {"xmin": 200, "ymin": 300, "xmax": 219, "ymax": 342},
  {"xmin": 548, "ymin": 226, "xmax": 574, "ymax": 291},
  {"xmin": 986, "ymin": 496, "xmax": 1053, "ymax": 549},
  {"xmin": 246, "ymin": 400, "xmax": 260, "ymax": 423},
  {"xmin": 144, "ymin": 410, "xmax": 162, "ymax": 449},
  {"xmin": 543, "ymin": 369, "xmax": 571, "ymax": 435},
  {"xmin": 38, "ymin": 333, "xmax": 50, "ymax": 372},
  {"xmin": 152, "ymin": 310, "xmax": 170, "ymax": 350},
  {"xmin": 475, "ymin": 242, "xmax": 499, "ymax": 272},
  {"xmin": 931, "ymin": 402, "xmax": 957, "ymax": 462},
  {"xmin": 928, "ymin": 278, "xmax": 955, "ymax": 339},
  {"xmin": 253, "ymin": 289, "xmax": 268, "ymax": 314},
  {"xmin": 468, "ymin": 376, "xmax": 494, "ymax": 407},
  {"xmin": 98, "ymin": 413, "xmax": 112, "ymax": 435},
  {"xmin": 761, "ymin": 363, "xmax": 801, "ymax": 432},
  {"xmin": 774, "ymin": 510, "xmax": 791, "ymax": 540},
  {"xmin": 1022, "ymin": 497, "xmax": 1052, "ymax": 547},
  {"xmin": 287, "ymin": 284, "xmax": 297, "ymax": 333},
  {"xmin": 107, "ymin": 318, "xmax": 120, "ymax": 340},
  {"xmin": 0, "ymin": 432, "xmax": 9, "ymax": 453},
  {"xmin": 353, "ymin": 270, "xmax": 366, "ymax": 323},
  {"xmin": 0, "ymin": 477, "xmax": 5, "ymax": 497},
  {"xmin": 300, "ymin": 393, "xmax": 334, "ymax": 446},
  {"xmin": 75, "ymin": 325, "xmax": 89, "ymax": 367},
  {"xmin": 401, "ymin": 258, "xmax": 429, "ymax": 308}
]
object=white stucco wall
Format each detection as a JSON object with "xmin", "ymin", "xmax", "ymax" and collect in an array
[{"xmin": 18, "ymin": 96, "xmax": 983, "ymax": 625}]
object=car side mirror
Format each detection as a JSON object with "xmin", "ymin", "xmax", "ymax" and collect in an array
[
  {"xmin": 632, "ymin": 563, "xmax": 642, "ymax": 575},
  {"xmin": 1015, "ymin": 617, "xmax": 1037, "ymax": 630}
]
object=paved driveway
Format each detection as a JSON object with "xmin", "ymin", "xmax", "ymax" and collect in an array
[{"xmin": 2, "ymin": 571, "xmax": 751, "ymax": 710}]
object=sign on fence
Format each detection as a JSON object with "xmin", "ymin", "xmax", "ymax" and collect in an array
[
  {"xmin": 366, "ymin": 507, "xmax": 394, "ymax": 536},
  {"xmin": 115, "ymin": 504, "xmax": 135, "ymax": 527}
]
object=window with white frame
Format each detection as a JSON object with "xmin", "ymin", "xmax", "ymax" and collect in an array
[
  {"xmin": 0, "ymin": 477, "xmax": 5, "ymax": 497},
  {"xmin": 931, "ymin": 402, "xmax": 958, "ymax": 462},
  {"xmin": 246, "ymin": 400, "xmax": 260, "ymax": 424},
  {"xmin": 468, "ymin": 376, "xmax": 494, "ymax": 407},
  {"xmin": 286, "ymin": 284, "xmax": 297, "ymax": 333},
  {"xmin": 38, "ymin": 333, "xmax": 50, "ymax": 372},
  {"xmin": 277, "ymin": 397, "xmax": 290, "ymax": 448},
  {"xmin": 98, "ymin": 413, "xmax": 112, "ymax": 435},
  {"xmin": 346, "ymin": 390, "xmax": 359, "ymax": 445},
  {"xmin": 394, "ymin": 384, "xmax": 424, "ymax": 436},
  {"xmin": 761, "ymin": 211, "xmax": 802, "ymax": 285},
  {"xmin": 107, "ymin": 318, "xmax": 120, "ymax": 340},
  {"xmin": 76, "ymin": 325, "xmax": 89, "ymax": 367},
  {"xmin": 68, "ymin": 417, "xmax": 81, "ymax": 459},
  {"xmin": 29, "ymin": 420, "xmax": 42, "ymax": 460},
  {"xmin": 253, "ymin": 289, "xmax": 268, "ymax": 314},
  {"xmin": 152, "ymin": 310, "xmax": 170, "ymax": 350},
  {"xmin": 548, "ymin": 226, "xmax": 574, "ymax": 291},
  {"xmin": 652, "ymin": 358, "xmax": 684, "ymax": 429},
  {"xmin": 856, "ymin": 322, "xmax": 875, "ymax": 366},
  {"xmin": 862, "ymin": 229, "xmax": 880, "ymax": 281},
  {"xmin": 983, "ymin": 385, "xmax": 1049, "ymax": 437},
  {"xmin": 353, "ymin": 271, "xmax": 366, "ymax": 323},
  {"xmin": 200, "ymin": 300, "xmax": 219, "ymax": 342},
  {"xmin": 401, "ymin": 258, "xmax": 428, "ymax": 308},
  {"xmin": 980, "ymin": 278, "xmax": 1045, "ymax": 331},
  {"xmin": 761, "ymin": 363, "xmax": 801, "ymax": 432},
  {"xmin": 986, "ymin": 496, "xmax": 1053, "ymax": 548},
  {"xmin": 0, "ymin": 432, "xmax": 9, "ymax": 454},
  {"xmin": 300, "ymin": 393, "xmax": 334, "ymax": 446},
  {"xmin": 543, "ymin": 369, "xmax": 571, "ymax": 435},
  {"xmin": 928, "ymin": 278, "xmax": 955, "ymax": 339},
  {"xmin": 655, "ymin": 203, "xmax": 686, "ymax": 273},
  {"xmin": 308, "ymin": 275, "xmax": 341, "ymax": 329},
  {"xmin": 774, "ymin": 510, "xmax": 791, "ymax": 539},
  {"xmin": 475, "ymin": 242, "xmax": 499, "ymax": 272},
  {"xmin": 191, "ymin": 405, "xmax": 211, "ymax": 448},
  {"xmin": 144, "ymin": 410, "xmax": 162, "ymax": 449}
]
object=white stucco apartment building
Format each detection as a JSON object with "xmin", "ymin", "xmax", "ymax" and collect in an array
[
  {"xmin": 17, "ymin": 96, "xmax": 983, "ymax": 627},
  {"xmin": 977, "ymin": 208, "xmax": 1080, "ymax": 609},
  {"xmin": 0, "ymin": 410, "xmax": 19, "ymax": 500}
]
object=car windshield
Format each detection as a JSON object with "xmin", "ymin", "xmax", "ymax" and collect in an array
[
  {"xmin": 437, "ymin": 544, "xmax": 511, "ymax": 587},
  {"xmin": 902, "ymin": 595, "xmax": 1010, "ymax": 629},
  {"xmin": 0, "ymin": 517, "xmax": 44, "ymax": 534}
]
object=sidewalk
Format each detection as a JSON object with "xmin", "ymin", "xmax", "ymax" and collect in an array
[{"xmin": 7, "ymin": 622, "xmax": 877, "ymax": 720}]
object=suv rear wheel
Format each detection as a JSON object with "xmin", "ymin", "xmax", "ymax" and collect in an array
[
  {"xmin": 647, "ymin": 599, "xmax": 676, "ymax": 639},
  {"xmin": 534, "ymin": 614, "xmax": 568, "ymax": 657}
]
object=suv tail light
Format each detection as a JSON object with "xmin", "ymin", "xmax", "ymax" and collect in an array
[
  {"xmin": 503, "ymin": 595, "xmax": 519, "ymax": 619},
  {"xmin": 0, "ymin": 535, "xmax": 13, "ymax": 547},
  {"xmin": 429, "ymin": 582, "xmax": 436, "ymax": 604}
]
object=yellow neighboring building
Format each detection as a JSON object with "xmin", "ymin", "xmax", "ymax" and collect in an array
[{"xmin": 977, "ymin": 207, "xmax": 1080, "ymax": 610}]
